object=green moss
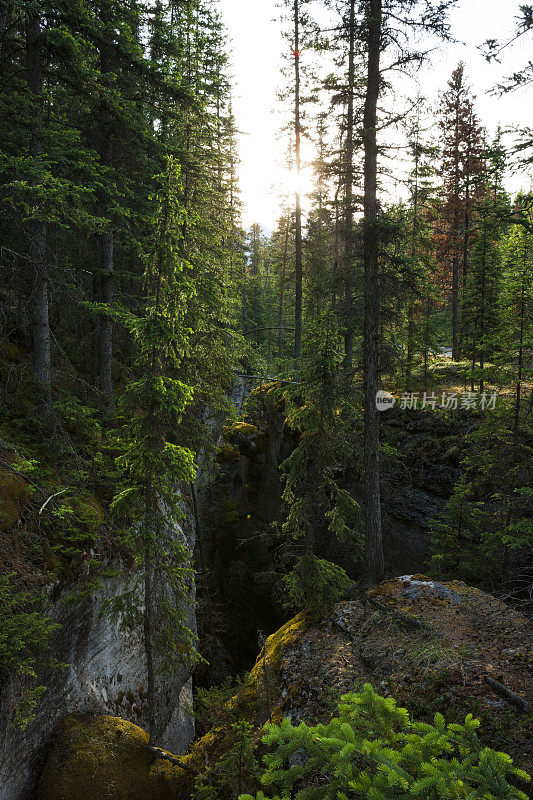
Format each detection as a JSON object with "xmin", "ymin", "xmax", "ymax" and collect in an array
[
  {"xmin": 224, "ymin": 421, "xmax": 259, "ymax": 439},
  {"xmin": 187, "ymin": 611, "xmax": 309, "ymax": 772},
  {"xmin": 217, "ymin": 441, "xmax": 240, "ymax": 463},
  {"xmin": 0, "ymin": 338, "xmax": 20, "ymax": 363},
  {"xmin": 0, "ymin": 466, "xmax": 31, "ymax": 530},
  {"xmin": 38, "ymin": 615, "xmax": 311, "ymax": 799},
  {"xmin": 38, "ymin": 715, "xmax": 187, "ymax": 800}
]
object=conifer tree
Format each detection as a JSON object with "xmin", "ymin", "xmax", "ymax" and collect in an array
[
  {"xmin": 501, "ymin": 195, "xmax": 533, "ymax": 438},
  {"xmin": 436, "ymin": 63, "xmax": 484, "ymax": 360},
  {"xmin": 107, "ymin": 162, "xmax": 199, "ymax": 742}
]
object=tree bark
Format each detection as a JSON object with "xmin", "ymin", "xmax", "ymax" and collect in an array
[
  {"xmin": 406, "ymin": 126, "xmax": 420, "ymax": 389},
  {"xmin": 293, "ymin": 0, "xmax": 303, "ymax": 361},
  {"xmin": 96, "ymin": 6, "xmax": 114, "ymax": 412},
  {"xmin": 144, "ymin": 518, "xmax": 156, "ymax": 739},
  {"xmin": 26, "ymin": 6, "xmax": 52, "ymax": 422},
  {"xmin": 451, "ymin": 103, "xmax": 461, "ymax": 362},
  {"xmin": 514, "ymin": 251, "xmax": 527, "ymax": 440},
  {"xmin": 362, "ymin": 0, "xmax": 384, "ymax": 585},
  {"xmin": 343, "ymin": 0, "xmax": 356, "ymax": 369},
  {"xmin": 98, "ymin": 229, "xmax": 114, "ymax": 410},
  {"xmin": 278, "ymin": 216, "xmax": 290, "ymax": 358}
]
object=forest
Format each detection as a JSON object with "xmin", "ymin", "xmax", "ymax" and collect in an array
[{"xmin": 0, "ymin": 0, "xmax": 531, "ymax": 798}]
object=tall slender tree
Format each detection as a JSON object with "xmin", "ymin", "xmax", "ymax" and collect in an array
[
  {"xmin": 293, "ymin": 0, "xmax": 303, "ymax": 361},
  {"xmin": 436, "ymin": 64, "xmax": 483, "ymax": 360},
  {"xmin": 342, "ymin": 0, "xmax": 358, "ymax": 369},
  {"xmin": 25, "ymin": 2, "xmax": 52, "ymax": 423},
  {"xmin": 361, "ymin": 0, "xmax": 384, "ymax": 584}
]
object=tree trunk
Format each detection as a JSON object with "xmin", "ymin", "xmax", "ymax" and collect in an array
[
  {"xmin": 514, "ymin": 255, "xmax": 527, "ymax": 440},
  {"xmin": 96, "ymin": 7, "xmax": 114, "ymax": 411},
  {"xmin": 362, "ymin": 0, "xmax": 384, "ymax": 585},
  {"xmin": 460, "ymin": 170, "xmax": 470, "ymax": 359},
  {"xmin": 451, "ymin": 105, "xmax": 461, "ymax": 362},
  {"xmin": 98, "ymin": 229, "xmax": 114, "ymax": 410},
  {"xmin": 293, "ymin": 0, "xmax": 303, "ymax": 361},
  {"xmin": 406, "ymin": 127, "xmax": 420, "ymax": 389},
  {"xmin": 343, "ymin": 0, "xmax": 356, "ymax": 369},
  {"xmin": 26, "ymin": 6, "xmax": 52, "ymax": 422},
  {"xmin": 423, "ymin": 297, "xmax": 431, "ymax": 392},
  {"xmin": 278, "ymin": 216, "xmax": 290, "ymax": 358},
  {"xmin": 451, "ymin": 251, "xmax": 459, "ymax": 360}
]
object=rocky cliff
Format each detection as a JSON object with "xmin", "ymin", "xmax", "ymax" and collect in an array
[
  {"xmin": 0, "ymin": 512, "xmax": 196, "ymax": 800},
  {"xmin": 37, "ymin": 576, "xmax": 532, "ymax": 799}
]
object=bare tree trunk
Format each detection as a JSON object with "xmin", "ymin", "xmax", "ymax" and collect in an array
[
  {"xmin": 460, "ymin": 168, "xmax": 470, "ymax": 359},
  {"xmin": 278, "ymin": 217, "xmax": 290, "ymax": 358},
  {"xmin": 26, "ymin": 6, "xmax": 52, "ymax": 422},
  {"xmin": 343, "ymin": 0, "xmax": 356, "ymax": 369},
  {"xmin": 514, "ymin": 255, "xmax": 527, "ymax": 441},
  {"xmin": 423, "ymin": 297, "xmax": 431, "ymax": 392},
  {"xmin": 451, "ymin": 250, "xmax": 460, "ymax": 361},
  {"xmin": 144, "ymin": 530, "xmax": 156, "ymax": 740},
  {"xmin": 406, "ymin": 125, "xmax": 420, "ymax": 389},
  {"xmin": 293, "ymin": 0, "xmax": 302, "ymax": 361},
  {"xmin": 362, "ymin": 0, "xmax": 384, "ymax": 585}
]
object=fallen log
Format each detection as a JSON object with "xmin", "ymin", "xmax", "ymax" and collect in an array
[{"xmin": 484, "ymin": 675, "xmax": 530, "ymax": 713}]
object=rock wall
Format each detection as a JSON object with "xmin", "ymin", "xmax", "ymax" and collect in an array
[
  {"xmin": 0, "ymin": 510, "xmax": 196, "ymax": 800},
  {"xmin": 35, "ymin": 577, "xmax": 532, "ymax": 800}
]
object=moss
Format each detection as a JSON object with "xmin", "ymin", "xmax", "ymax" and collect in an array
[
  {"xmin": 217, "ymin": 441, "xmax": 240, "ymax": 463},
  {"xmin": 249, "ymin": 381, "xmax": 283, "ymax": 396},
  {"xmin": 73, "ymin": 495, "xmax": 105, "ymax": 526},
  {"xmin": 38, "ymin": 614, "xmax": 310, "ymax": 799},
  {"xmin": 224, "ymin": 421, "xmax": 259, "ymax": 439},
  {"xmin": 0, "ymin": 338, "xmax": 20, "ymax": 363},
  {"xmin": 38, "ymin": 715, "xmax": 187, "ymax": 800},
  {"xmin": 186, "ymin": 611, "xmax": 309, "ymax": 773},
  {"xmin": 0, "ymin": 466, "xmax": 31, "ymax": 530}
]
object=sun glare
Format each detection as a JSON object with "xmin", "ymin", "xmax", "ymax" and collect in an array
[{"xmin": 278, "ymin": 167, "xmax": 314, "ymax": 200}]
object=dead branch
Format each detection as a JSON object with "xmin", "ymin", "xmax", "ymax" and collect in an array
[
  {"xmin": 365, "ymin": 595, "xmax": 428, "ymax": 630},
  {"xmin": 39, "ymin": 488, "xmax": 68, "ymax": 514},
  {"xmin": 148, "ymin": 745, "xmax": 196, "ymax": 774},
  {"xmin": 484, "ymin": 675, "xmax": 530, "ymax": 713}
]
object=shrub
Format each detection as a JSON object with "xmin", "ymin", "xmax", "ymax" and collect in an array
[{"xmin": 240, "ymin": 684, "xmax": 530, "ymax": 800}]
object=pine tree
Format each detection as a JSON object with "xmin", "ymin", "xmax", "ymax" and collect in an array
[
  {"xmin": 500, "ymin": 195, "xmax": 533, "ymax": 438},
  {"xmin": 105, "ymin": 162, "xmax": 199, "ymax": 742},
  {"xmin": 436, "ymin": 64, "xmax": 484, "ymax": 361}
]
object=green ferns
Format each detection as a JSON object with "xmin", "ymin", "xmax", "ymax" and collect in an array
[{"xmin": 241, "ymin": 684, "xmax": 529, "ymax": 800}]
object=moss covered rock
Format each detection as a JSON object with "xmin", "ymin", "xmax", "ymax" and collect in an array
[
  {"xmin": 223, "ymin": 421, "xmax": 258, "ymax": 439},
  {"xmin": 0, "ymin": 465, "xmax": 31, "ymax": 530},
  {"xmin": 37, "ymin": 614, "xmax": 310, "ymax": 800},
  {"xmin": 37, "ymin": 579, "xmax": 532, "ymax": 797},
  {"xmin": 38, "ymin": 715, "xmax": 187, "ymax": 800}
]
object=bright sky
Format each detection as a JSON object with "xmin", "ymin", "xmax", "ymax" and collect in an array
[{"xmin": 219, "ymin": 0, "xmax": 532, "ymax": 230}]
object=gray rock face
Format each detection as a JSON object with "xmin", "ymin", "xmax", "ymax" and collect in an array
[{"xmin": 0, "ymin": 511, "xmax": 196, "ymax": 800}]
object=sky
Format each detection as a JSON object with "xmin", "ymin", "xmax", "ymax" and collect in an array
[{"xmin": 219, "ymin": 0, "xmax": 532, "ymax": 229}]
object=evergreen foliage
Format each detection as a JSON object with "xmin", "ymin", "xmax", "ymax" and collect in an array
[{"xmin": 240, "ymin": 684, "xmax": 530, "ymax": 800}]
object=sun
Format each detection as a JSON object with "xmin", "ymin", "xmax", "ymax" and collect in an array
[{"xmin": 278, "ymin": 166, "xmax": 314, "ymax": 200}]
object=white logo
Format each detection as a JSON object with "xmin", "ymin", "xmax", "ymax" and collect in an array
[{"xmin": 375, "ymin": 390, "xmax": 396, "ymax": 411}]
